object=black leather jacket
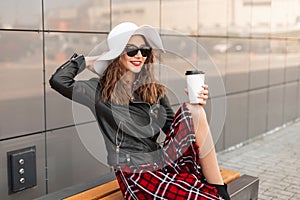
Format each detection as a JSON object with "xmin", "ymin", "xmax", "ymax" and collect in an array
[{"xmin": 49, "ymin": 54, "xmax": 175, "ymax": 167}]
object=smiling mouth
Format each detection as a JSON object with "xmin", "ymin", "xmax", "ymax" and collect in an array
[{"xmin": 130, "ymin": 61, "xmax": 142, "ymax": 66}]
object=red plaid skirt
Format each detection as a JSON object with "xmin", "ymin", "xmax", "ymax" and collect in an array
[{"xmin": 115, "ymin": 104, "xmax": 222, "ymax": 200}]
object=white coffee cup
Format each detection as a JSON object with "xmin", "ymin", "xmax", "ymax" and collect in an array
[{"xmin": 185, "ymin": 70, "xmax": 205, "ymax": 104}]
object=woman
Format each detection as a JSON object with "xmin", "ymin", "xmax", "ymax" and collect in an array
[{"xmin": 50, "ymin": 22, "xmax": 229, "ymax": 200}]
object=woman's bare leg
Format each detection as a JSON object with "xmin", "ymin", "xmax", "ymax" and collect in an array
[{"xmin": 186, "ymin": 103, "xmax": 224, "ymax": 185}]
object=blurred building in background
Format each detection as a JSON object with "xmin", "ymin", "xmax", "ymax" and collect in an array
[{"xmin": 0, "ymin": 0, "xmax": 299, "ymax": 199}]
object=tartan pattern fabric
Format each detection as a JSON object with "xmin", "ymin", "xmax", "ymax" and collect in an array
[{"xmin": 115, "ymin": 104, "xmax": 222, "ymax": 200}]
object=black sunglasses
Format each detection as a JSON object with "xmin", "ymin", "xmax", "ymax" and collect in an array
[{"xmin": 124, "ymin": 45, "xmax": 152, "ymax": 57}]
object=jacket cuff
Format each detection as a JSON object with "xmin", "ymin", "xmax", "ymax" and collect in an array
[{"xmin": 70, "ymin": 53, "xmax": 86, "ymax": 74}]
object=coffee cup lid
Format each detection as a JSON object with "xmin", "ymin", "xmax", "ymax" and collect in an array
[{"xmin": 185, "ymin": 70, "xmax": 205, "ymax": 75}]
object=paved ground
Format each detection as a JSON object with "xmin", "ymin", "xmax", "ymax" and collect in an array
[{"xmin": 217, "ymin": 119, "xmax": 300, "ymax": 200}]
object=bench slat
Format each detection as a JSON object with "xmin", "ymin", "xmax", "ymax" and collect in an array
[
  {"xmin": 64, "ymin": 180, "xmax": 120, "ymax": 200},
  {"xmin": 100, "ymin": 191, "xmax": 123, "ymax": 200},
  {"xmin": 220, "ymin": 169, "xmax": 241, "ymax": 184}
]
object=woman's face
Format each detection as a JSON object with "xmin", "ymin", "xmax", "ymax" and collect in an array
[{"xmin": 120, "ymin": 35, "xmax": 149, "ymax": 74}]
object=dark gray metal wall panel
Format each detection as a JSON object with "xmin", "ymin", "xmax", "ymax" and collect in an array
[
  {"xmin": 155, "ymin": 51, "xmax": 189, "ymax": 106},
  {"xmin": 44, "ymin": 0, "xmax": 110, "ymax": 31},
  {"xmin": 196, "ymin": 39, "xmax": 227, "ymax": 99},
  {"xmin": 198, "ymin": 38, "xmax": 227, "ymax": 91},
  {"xmin": 0, "ymin": 96, "xmax": 44, "ymax": 139},
  {"xmin": 112, "ymin": 0, "xmax": 160, "ymax": 31},
  {"xmin": 46, "ymin": 126, "xmax": 111, "ymax": 194},
  {"xmin": 198, "ymin": 1, "xmax": 228, "ymax": 37},
  {"xmin": 249, "ymin": 40, "xmax": 269, "ymax": 90},
  {"xmin": 269, "ymin": 65, "xmax": 285, "ymax": 86},
  {"xmin": 298, "ymin": 82, "xmax": 300, "ymax": 118},
  {"xmin": 45, "ymin": 33, "xmax": 106, "ymax": 130},
  {"xmin": 0, "ymin": 0, "xmax": 42, "ymax": 29},
  {"xmin": 269, "ymin": 45, "xmax": 285, "ymax": 86},
  {"xmin": 224, "ymin": 93, "xmax": 249, "ymax": 148},
  {"xmin": 285, "ymin": 66, "xmax": 299, "ymax": 83},
  {"xmin": 159, "ymin": 33, "xmax": 225, "ymax": 106},
  {"xmin": 248, "ymin": 88, "xmax": 268, "ymax": 138},
  {"xmin": 283, "ymin": 82, "xmax": 298, "ymax": 123},
  {"xmin": 267, "ymin": 85, "xmax": 284, "ymax": 130},
  {"xmin": 215, "ymin": 129, "xmax": 225, "ymax": 152},
  {"xmin": 45, "ymin": 93, "xmax": 75, "ymax": 128},
  {"xmin": 285, "ymin": 41, "xmax": 299, "ymax": 82},
  {"xmin": 160, "ymin": 0, "xmax": 197, "ymax": 35},
  {"xmin": 225, "ymin": 38, "xmax": 250, "ymax": 94},
  {"xmin": 225, "ymin": 71, "xmax": 249, "ymax": 94},
  {"xmin": 0, "ymin": 31, "xmax": 43, "ymax": 140},
  {"xmin": 46, "ymin": 89, "xmax": 96, "ymax": 130},
  {"xmin": 204, "ymin": 98, "xmax": 213, "ymax": 127},
  {"xmin": 0, "ymin": 135, "xmax": 45, "ymax": 200},
  {"xmin": 205, "ymin": 97, "xmax": 226, "ymax": 152},
  {"xmin": 225, "ymin": 66, "xmax": 249, "ymax": 95},
  {"xmin": 249, "ymin": 68, "xmax": 269, "ymax": 90}
]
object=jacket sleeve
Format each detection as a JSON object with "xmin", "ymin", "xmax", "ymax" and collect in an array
[
  {"xmin": 49, "ymin": 53, "xmax": 98, "ymax": 114},
  {"xmin": 160, "ymin": 95, "xmax": 175, "ymax": 134}
]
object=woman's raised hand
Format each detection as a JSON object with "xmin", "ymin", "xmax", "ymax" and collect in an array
[
  {"xmin": 85, "ymin": 56, "xmax": 100, "ymax": 75},
  {"xmin": 185, "ymin": 84, "xmax": 209, "ymax": 105},
  {"xmin": 199, "ymin": 84, "xmax": 209, "ymax": 105}
]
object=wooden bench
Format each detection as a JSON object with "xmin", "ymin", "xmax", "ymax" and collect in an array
[
  {"xmin": 64, "ymin": 169, "xmax": 243, "ymax": 200},
  {"xmin": 36, "ymin": 169, "xmax": 258, "ymax": 200}
]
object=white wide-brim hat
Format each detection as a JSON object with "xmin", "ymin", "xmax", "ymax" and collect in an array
[{"xmin": 87, "ymin": 22, "xmax": 165, "ymax": 75}]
